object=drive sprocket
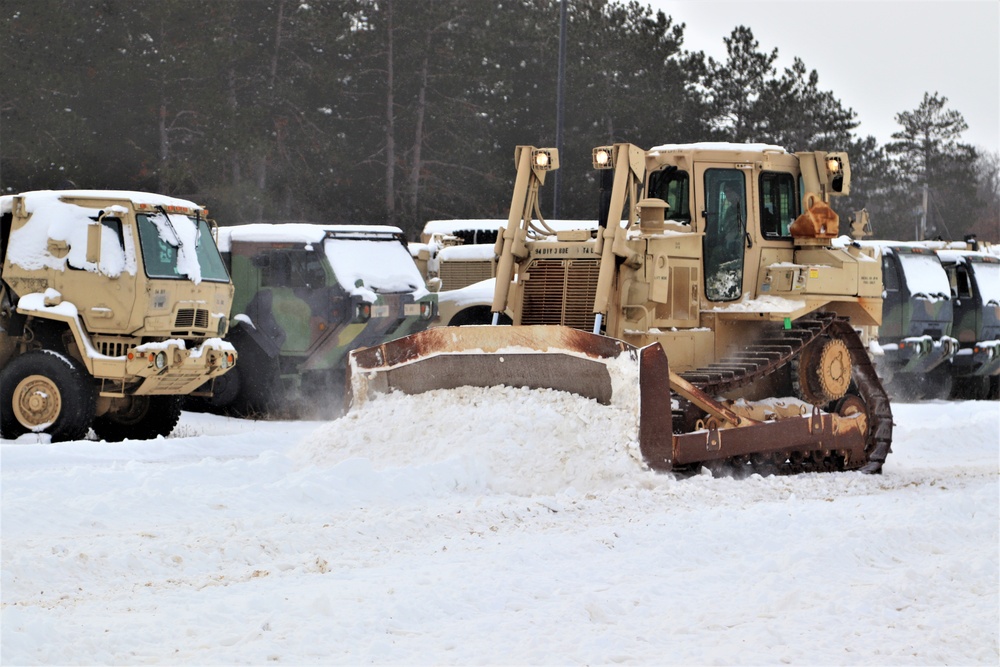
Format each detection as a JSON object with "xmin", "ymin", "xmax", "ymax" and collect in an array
[{"xmin": 793, "ymin": 336, "xmax": 851, "ymax": 405}]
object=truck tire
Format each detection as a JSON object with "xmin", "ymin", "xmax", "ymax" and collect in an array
[
  {"xmin": 0, "ymin": 350, "xmax": 96, "ymax": 442},
  {"xmin": 92, "ymin": 395, "xmax": 182, "ymax": 441},
  {"xmin": 222, "ymin": 356, "xmax": 278, "ymax": 417}
]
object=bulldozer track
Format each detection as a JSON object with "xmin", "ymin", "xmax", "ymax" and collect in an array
[{"xmin": 676, "ymin": 313, "xmax": 893, "ymax": 474}]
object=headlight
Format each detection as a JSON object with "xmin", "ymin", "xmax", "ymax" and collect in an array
[
  {"xmin": 420, "ymin": 302, "xmax": 433, "ymax": 320},
  {"xmin": 217, "ymin": 315, "xmax": 228, "ymax": 336},
  {"xmin": 354, "ymin": 303, "xmax": 371, "ymax": 322},
  {"xmin": 593, "ymin": 146, "xmax": 614, "ymax": 169},
  {"xmin": 531, "ymin": 148, "xmax": 558, "ymax": 171},
  {"xmin": 154, "ymin": 351, "xmax": 167, "ymax": 369}
]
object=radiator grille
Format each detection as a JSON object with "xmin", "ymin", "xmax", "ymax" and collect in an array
[
  {"xmin": 95, "ymin": 338, "xmax": 134, "ymax": 358},
  {"xmin": 439, "ymin": 260, "xmax": 494, "ymax": 291},
  {"xmin": 175, "ymin": 308, "xmax": 209, "ymax": 329},
  {"xmin": 521, "ymin": 259, "xmax": 599, "ymax": 330}
]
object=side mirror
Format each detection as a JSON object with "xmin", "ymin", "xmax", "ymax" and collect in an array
[{"xmin": 86, "ymin": 221, "xmax": 102, "ymax": 265}]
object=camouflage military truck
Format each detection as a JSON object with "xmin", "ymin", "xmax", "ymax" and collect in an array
[
  {"xmin": 936, "ymin": 249, "xmax": 1000, "ymax": 399},
  {"xmin": 872, "ymin": 243, "xmax": 958, "ymax": 399},
  {"xmin": 203, "ymin": 223, "xmax": 436, "ymax": 416},
  {"xmin": 1, "ymin": 190, "xmax": 236, "ymax": 442}
]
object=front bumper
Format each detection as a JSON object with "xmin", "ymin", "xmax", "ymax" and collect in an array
[
  {"xmin": 951, "ymin": 340, "xmax": 1000, "ymax": 377},
  {"xmin": 124, "ymin": 338, "xmax": 237, "ymax": 395},
  {"xmin": 880, "ymin": 335, "xmax": 958, "ymax": 374}
]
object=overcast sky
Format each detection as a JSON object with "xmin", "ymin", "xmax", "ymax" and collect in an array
[{"xmin": 645, "ymin": 0, "xmax": 999, "ymax": 152}]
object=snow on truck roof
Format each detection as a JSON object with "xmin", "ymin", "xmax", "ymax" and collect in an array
[
  {"xmin": 216, "ymin": 223, "xmax": 405, "ymax": 252},
  {"xmin": 648, "ymin": 142, "xmax": 787, "ymax": 156},
  {"xmin": 422, "ymin": 218, "xmax": 598, "ymax": 236},
  {"xmin": 0, "ymin": 189, "xmax": 203, "ymax": 214}
]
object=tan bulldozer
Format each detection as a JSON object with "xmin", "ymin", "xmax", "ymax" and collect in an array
[{"xmin": 349, "ymin": 142, "xmax": 893, "ymax": 475}]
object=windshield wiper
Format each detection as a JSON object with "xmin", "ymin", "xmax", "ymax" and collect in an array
[{"xmin": 155, "ymin": 205, "xmax": 184, "ymax": 249}]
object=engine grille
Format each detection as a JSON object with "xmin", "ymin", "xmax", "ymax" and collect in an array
[
  {"xmin": 521, "ymin": 259, "xmax": 599, "ymax": 330},
  {"xmin": 95, "ymin": 337, "xmax": 134, "ymax": 358},
  {"xmin": 175, "ymin": 308, "xmax": 209, "ymax": 330},
  {"xmin": 439, "ymin": 260, "xmax": 494, "ymax": 291}
]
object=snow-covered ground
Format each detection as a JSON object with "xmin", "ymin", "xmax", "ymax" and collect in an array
[{"xmin": 2, "ymin": 390, "xmax": 998, "ymax": 665}]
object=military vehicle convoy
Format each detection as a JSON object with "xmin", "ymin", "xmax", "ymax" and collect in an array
[
  {"xmin": 350, "ymin": 142, "xmax": 893, "ymax": 475},
  {"xmin": 0, "ymin": 190, "xmax": 237, "ymax": 442},
  {"xmin": 200, "ymin": 223, "xmax": 436, "ymax": 416}
]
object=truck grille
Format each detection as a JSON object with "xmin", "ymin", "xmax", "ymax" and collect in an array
[
  {"xmin": 175, "ymin": 308, "xmax": 209, "ymax": 330},
  {"xmin": 94, "ymin": 337, "xmax": 134, "ymax": 358},
  {"xmin": 521, "ymin": 259, "xmax": 599, "ymax": 330},
  {"xmin": 439, "ymin": 260, "xmax": 494, "ymax": 291}
]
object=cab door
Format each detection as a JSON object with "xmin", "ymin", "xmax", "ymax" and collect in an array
[{"xmin": 696, "ymin": 165, "xmax": 747, "ymax": 303}]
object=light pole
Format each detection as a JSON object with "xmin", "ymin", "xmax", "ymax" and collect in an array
[{"xmin": 553, "ymin": 0, "xmax": 567, "ymax": 218}]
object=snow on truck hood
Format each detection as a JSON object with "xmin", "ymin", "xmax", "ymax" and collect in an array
[{"xmin": 324, "ymin": 237, "xmax": 428, "ymax": 301}]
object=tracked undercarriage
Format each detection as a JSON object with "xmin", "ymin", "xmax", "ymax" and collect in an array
[{"xmin": 669, "ymin": 314, "xmax": 892, "ymax": 475}]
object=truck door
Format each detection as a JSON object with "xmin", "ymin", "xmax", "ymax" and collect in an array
[
  {"xmin": 697, "ymin": 165, "xmax": 747, "ymax": 302},
  {"xmin": 949, "ymin": 260, "xmax": 978, "ymax": 344},
  {"xmin": 880, "ymin": 252, "xmax": 904, "ymax": 341}
]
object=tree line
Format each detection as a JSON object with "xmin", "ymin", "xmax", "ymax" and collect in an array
[{"xmin": 2, "ymin": 0, "xmax": 996, "ymax": 242}]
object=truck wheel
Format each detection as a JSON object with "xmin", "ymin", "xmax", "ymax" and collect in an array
[
  {"xmin": 0, "ymin": 351, "xmax": 96, "ymax": 442},
  {"xmin": 92, "ymin": 395, "xmax": 182, "ymax": 441},
  {"xmin": 951, "ymin": 376, "xmax": 989, "ymax": 400}
]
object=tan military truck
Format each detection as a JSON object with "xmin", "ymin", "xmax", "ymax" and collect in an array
[{"xmin": 1, "ymin": 190, "xmax": 236, "ymax": 442}]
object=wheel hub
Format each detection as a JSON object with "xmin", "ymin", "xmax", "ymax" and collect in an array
[{"xmin": 13, "ymin": 374, "xmax": 62, "ymax": 429}]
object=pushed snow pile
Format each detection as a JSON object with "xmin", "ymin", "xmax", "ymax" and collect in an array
[{"xmin": 292, "ymin": 385, "xmax": 650, "ymax": 496}]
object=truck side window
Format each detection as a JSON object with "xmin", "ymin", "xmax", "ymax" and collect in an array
[
  {"xmin": 69, "ymin": 217, "xmax": 125, "ymax": 271},
  {"xmin": 758, "ymin": 172, "xmax": 798, "ymax": 238},
  {"xmin": 955, "ymin": 266, "xmax": 972, "ymax": 299},
  {"xmin": 261, "ymin": 250, "xmax": 325, "ymax": 288},
  {"xmin": 882, "ymin": 255, "xmax": 900, "ymax": 292},
  {"xmin": 262, "ymin": 252, "xmax": 293, "ymax": 287},
  {"xmin": 292, "ymin": 253, "xmax": 326, "ymax": 288}
]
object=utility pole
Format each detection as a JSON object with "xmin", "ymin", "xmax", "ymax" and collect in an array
[
  {"xmin": 918, "ymin": 183, "xmax": 928, "ymax": 241},
  {"xmin": 553, "ymin": 0, "xmax": 567, "ymax": 218}
]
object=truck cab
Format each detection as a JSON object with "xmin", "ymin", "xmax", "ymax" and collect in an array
[
  {"xmin": 870, "ymin": 243, "xmax": 957, "ymax": 399},
  {"xmin": 207, "ymin": 223, "xmax": 437, "ymax": 416},
  {"xmin": 937, "ymin": 250, "xmax": 1000, "ymax": 399},
  {"xmin": 1, "ymin": 190, "xmax": 236, "ymax": 441}
]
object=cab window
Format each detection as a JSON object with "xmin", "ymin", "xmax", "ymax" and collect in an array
[
  {"xmin": 646, "ymin": 167, "xmax": 691, "ymax": 223},
  {"xmin": 759, "ymin": 172, "xmax": 798, "ymax": 238}
]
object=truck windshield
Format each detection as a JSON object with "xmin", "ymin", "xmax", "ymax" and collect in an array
[
  {"xmin": 324, "ymin": 237, "xmax": 426, "ymax": 296},
  {"xmin": 136, "ymin": 213, "xmax": 229, "ymax": 283},
  {"xmin": 897, "ymin": 252, "xmax": 950, "ymax": 300},
  {"xmin": 971, "ymin": 261, "xmax": 1000, "ymax": 306}
]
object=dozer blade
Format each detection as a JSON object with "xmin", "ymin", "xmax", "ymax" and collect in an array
[
  {"xmin": 349, "ymin": 324, "xmax": 673, "ymax": 463},
  {"xmin": 347, "ymin": 325, "xmax": 870, "ymax": 474}
]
